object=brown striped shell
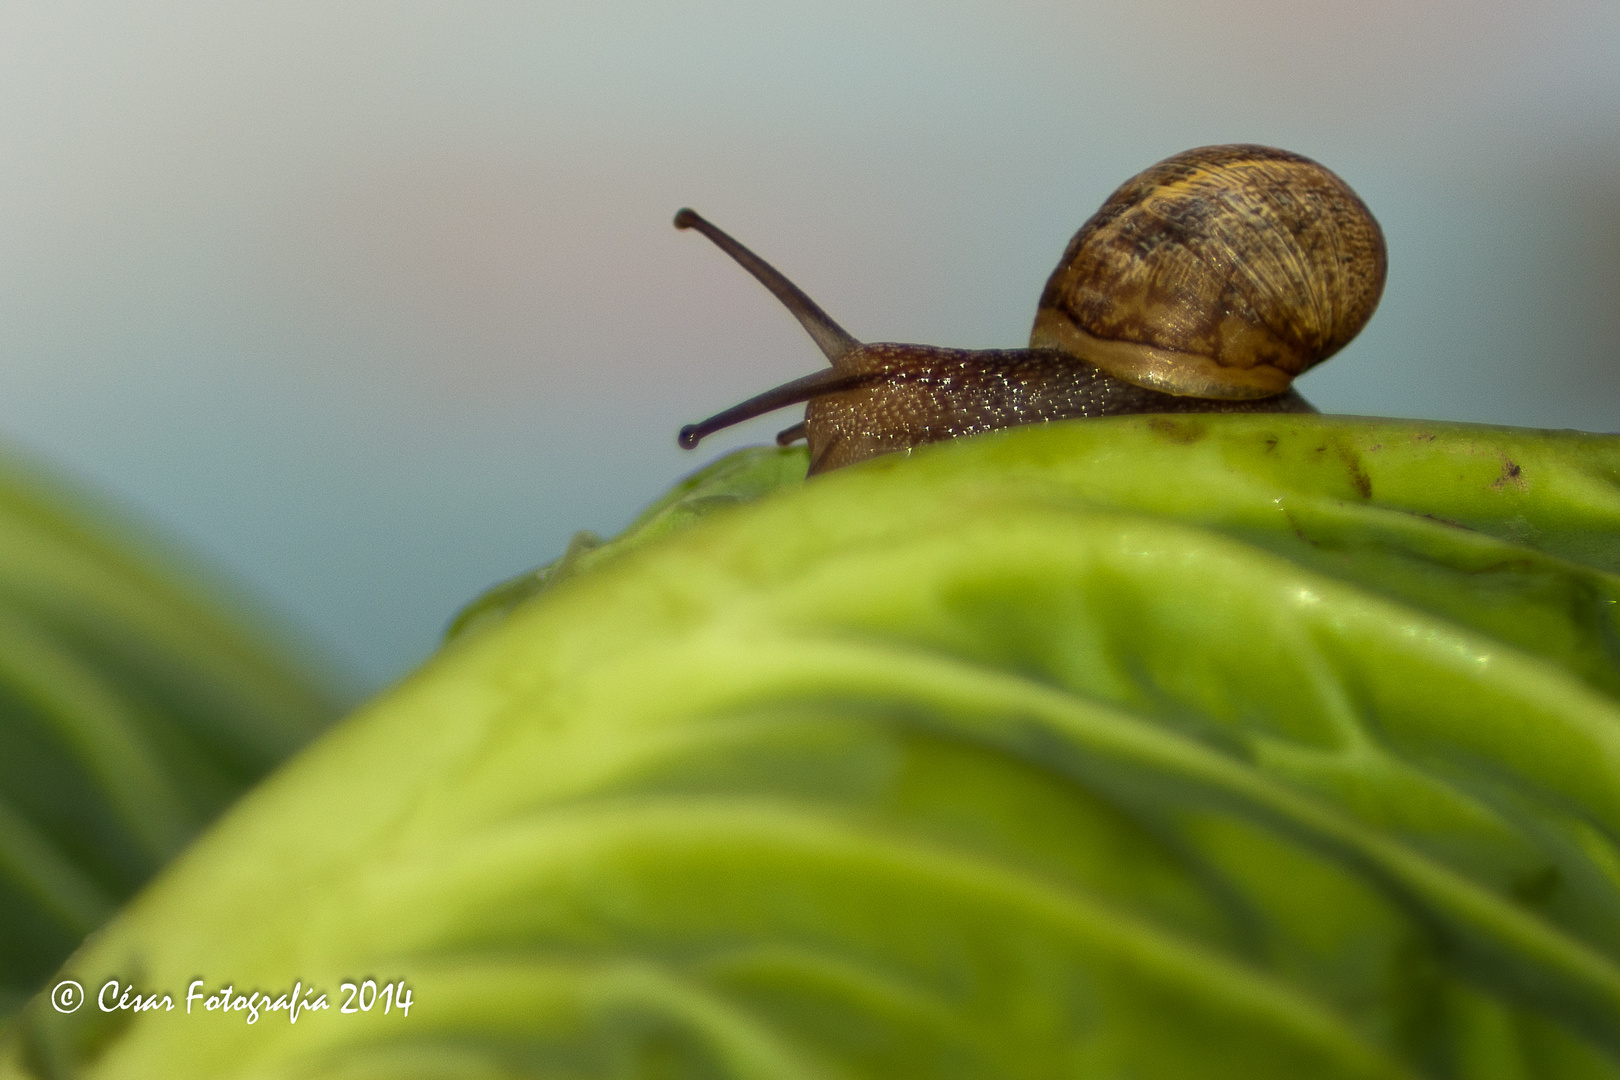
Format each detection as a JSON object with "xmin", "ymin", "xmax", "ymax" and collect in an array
[{"xmin": 1031, "ymin": 145, "xmax": 1387, "ymax": 399}]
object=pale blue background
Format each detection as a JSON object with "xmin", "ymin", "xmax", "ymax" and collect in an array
[{"xmin": 0, "ymin": 2, "xmax": 1615, "ymax": 690}]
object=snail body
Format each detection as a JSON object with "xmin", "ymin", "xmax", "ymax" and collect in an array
[{"xmin": 677, "ymin": 144, "xmax": 1386, "ymax": 475}]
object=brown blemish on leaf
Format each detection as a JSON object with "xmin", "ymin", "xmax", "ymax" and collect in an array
[
  {"xmin": 1414, "ymin": 432, "xmax": 1436, "ymax": 443},
  {"xmin": 1147, "ymin": 417, "xmax": 1206, "ymax": 444},
  {"xmin": 1491, "ymin": 457, "xmax": 1527, "ymax": 492},
  {"xmin": 1333, "ymin": 441, "xmax": 1373, "ymax": 499},
  {"xmin": 1282, "ymin": 506, "xmax": 1319, "ymax": 547},
  {"xmin": 1419, "ymin": 513, "xmax": 1476, "ymax": 532}
]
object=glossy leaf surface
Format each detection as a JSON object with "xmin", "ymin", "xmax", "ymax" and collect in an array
[{"xmin": 6, "ymin": 415, "xmax": 1620, "ymax": 1078}]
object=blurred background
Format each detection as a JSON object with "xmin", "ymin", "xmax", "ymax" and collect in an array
[{"xmin": 0, "ymin": 1, "xmax": 1614, "ymax": 691}]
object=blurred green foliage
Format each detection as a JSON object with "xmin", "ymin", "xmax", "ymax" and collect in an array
[
  {"xmin": 5, "ymin": 415, "xmax": 1620, "ymax": 1078},
  {"xmin": 0, "ymin": 449, "xmax": 348, "ymax": 1020}
]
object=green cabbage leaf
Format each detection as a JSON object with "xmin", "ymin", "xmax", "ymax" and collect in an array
[{"xmin": 6, "ymin": 415, "xmax": 1620, "ymax": 1079}]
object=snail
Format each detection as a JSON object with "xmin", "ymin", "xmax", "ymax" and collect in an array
[{"xmin": 676, "ymin": 144, "xmax": 1387, "ymax": 475}]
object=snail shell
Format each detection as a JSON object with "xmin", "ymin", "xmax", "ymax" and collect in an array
[{"xmin": 1032, "ymin": 144, "xmax": 1386, "ymax": 399}]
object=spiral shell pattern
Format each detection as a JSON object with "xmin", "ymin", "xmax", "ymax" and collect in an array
[{"xmin": 1032, "ymin": 145, "xmax": 1387, "ymax": 399}]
